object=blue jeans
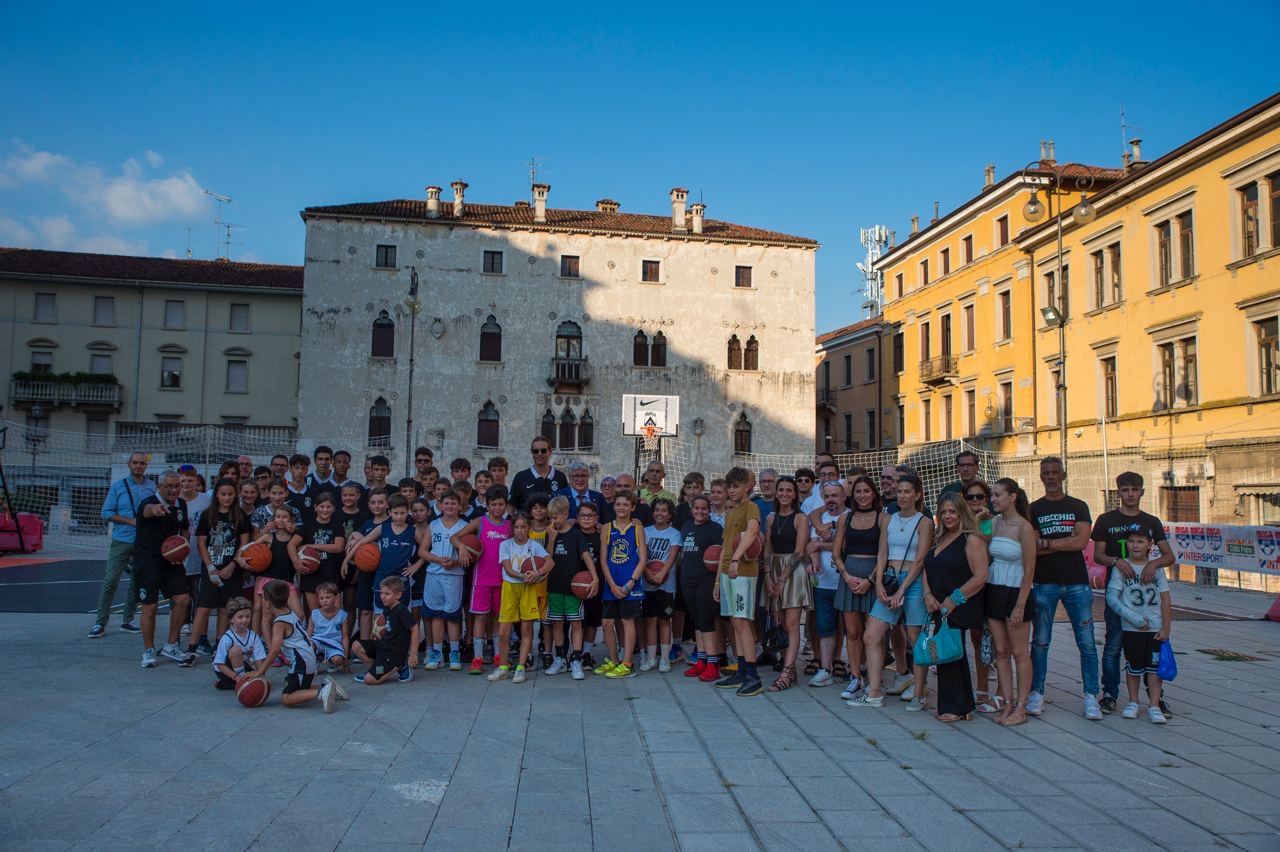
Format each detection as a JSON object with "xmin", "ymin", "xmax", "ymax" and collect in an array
[
  {"xmin": 1102, "ymin": 597, "xmax": 1124, "ymax": 700},
  {"xmin": 1030, "ymin": 583, "xmax": 1099, "ymax": 696}
]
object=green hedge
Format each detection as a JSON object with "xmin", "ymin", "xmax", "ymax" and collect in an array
[{"xmin": 11, "ymin": 370, "xmax": 120, "ymax": 384}]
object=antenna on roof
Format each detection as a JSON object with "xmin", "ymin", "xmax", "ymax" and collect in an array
[
  {"xmin": 185, "ymin": 227, "xmax": 192, "ymax": 259},
  {"xmin": 1120, "ymin": 105, "xmax": 1144, "ymax": 163},
  {"xmin": 525, "ymin": 155, "xmax": 548, "ymax": 202},
  {"xmin": 203, "ymin": 188, "xmax": 236, "ymax": 259}
]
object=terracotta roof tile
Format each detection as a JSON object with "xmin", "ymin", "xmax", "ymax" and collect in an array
[
  {"xmin": 816, "ymin": 316, "xmax": 881, "ymax": 346},
  {"xmin": 302, "ymin": 200, "xmax": 819, "ymax": 247},
  {"xmin": 0, "ymin": 247, "xmax": 303, "ymax": 290}
]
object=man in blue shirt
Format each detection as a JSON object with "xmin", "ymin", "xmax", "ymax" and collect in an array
[
  {"xmin": 553, "ymin": 461, "xmax": 607, "ymax": 521},
  {"xmin": 89, "ymin": 451, "xmax": 155, "ymax": 637}
]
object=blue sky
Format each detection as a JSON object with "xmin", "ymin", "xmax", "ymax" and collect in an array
[{"xmin": 2, "ymin": 2, "xmax": 1276, "ymax": 332}]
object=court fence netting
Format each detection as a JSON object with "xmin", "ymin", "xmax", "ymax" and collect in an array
[{"xmin": 1, "ymin": 419, "xmax": 1276, "ymax": 594}]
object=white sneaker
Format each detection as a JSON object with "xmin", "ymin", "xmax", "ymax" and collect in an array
[
  {"xmin": 638, "ymin": 653, "xmax": 657, "ymax": 673},
  {"xmin": 840, "ymin": 677, "xmax": 864, "ymax": 700},
  {"xmin": 1147, "ymin": 706, "xmax": 1167, "ymax": 724},
  {"xmin": 900, "ymin": 683, "xmax": 916, "ymax": 701},
  {"xmin": 512, "ymin": 667, "xmax": 527, "ymax": 684},
  {"xmin": 1026, "ymin": 691, "xmax": 1045, "ymax": 716},
  {"xmin": 904, "ymin": 695, "xmax": 927, "ymax": 712},
  {"xmin": 846, "ymin": 693, "xmax": 884, "ymax": 708},
  {"xmin": 1122, "ymin": 701, "xmax": 1140, "ymax": 719},
  {"xmin": 322, "ymin": 675, "xmax": 349, "ymax": 700},
  {"xmin": 320, "ymin": 682, "xmax": 335, "ymax": 714},
  {"xmin": 808, "ymin": 668, "xmax": 833, "ymax": 687},
  {"xmin": 544, "ymin": 657, "xmax": 567, "ymax": 676},
  {"xmin": 1083, "ymin": 694, "xmax": 1102, "ymax": 721},
  {"xmin": 658, "ymin": 656, "xmax": 672, "ymax": 674},
  {"xmin": 180, "ymin": 623, "xmax": 191, "ymax": 637},
  {"xmin": 487, "ymin": 666, "xmax": 511, "ymax": 682},
  {"xmin": 140, "ymin": 648, "xmax": 157, "ymax": 668},
  {"xmin": 160, "ymin": 643, "xmax": 195, "ymax": 666},
  {"xmin": 884, "ymin": 672, "xmax": 912, "ymax": 695},
  {"xmin": 570, "ymin": 659, "xmax": 585, "ymax": 680}
]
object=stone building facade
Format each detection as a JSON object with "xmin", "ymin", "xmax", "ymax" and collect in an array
[{"xmin": 298, "ymin": 184, "xmax": 818, "ymax": 474}]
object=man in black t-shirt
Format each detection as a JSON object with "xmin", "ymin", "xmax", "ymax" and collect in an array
[
  {"xmin": 1090, "ymin": 471, "xmax": 1175, "ymax": 714},
  {"xmin": 134, "ymin": 470, "xmax": 196, "ymax": 669},
  {"xmin": 508, "ymin": 437, "xmax": 568, "ymax": 510},
  {"xmin": 1026, "ymin": 457, "xmax": 1099, "ymax": 720}
]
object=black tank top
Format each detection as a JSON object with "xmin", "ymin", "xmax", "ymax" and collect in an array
[
  {"xmin": 266, "ymin": 534, "xmax": 294, "ymax": 582},
  {"xmin": 769, "ymin": 511, "xmax": 798, "ymax": 555},
  {"xmin": 841, "ymin": 510, "xmax": 880, "ymax": 558}
]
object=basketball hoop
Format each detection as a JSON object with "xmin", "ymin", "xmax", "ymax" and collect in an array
[{"xmin": 640, "ymin": 424, "xmax": 661, "ymax": 452}]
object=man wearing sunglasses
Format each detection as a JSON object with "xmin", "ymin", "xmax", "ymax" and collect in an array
[
  {"xmin": 509, "ymin": 436, "xmax": 568, "ymax": 510},
  {"xmin": 937, "ymin": 450, "xmax": 982, "ymax": 508}
]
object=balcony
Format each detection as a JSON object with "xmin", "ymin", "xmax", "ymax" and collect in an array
[
  {"xmin": 816, "ymin": 388, "xmax": 837, "ymax": 410},
  {"xmin": 10, "ymin": 378, "xmax": 123, "ymax": 411},
  {"xmin": 919, "ymin": 355, "xmax": 959, "ymax": 385},
  {"xmin": 549, "ymin": 356, "xmax": 591, "ymax": 390}
]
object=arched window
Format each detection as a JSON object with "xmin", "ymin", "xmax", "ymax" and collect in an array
[
  {"xmin": 633, "ymin": 330, "xmax": 649, "ymax": 367},
  {"xmin": 554, "ymin": 320, "xmax": 585, "ymax": 382},
  {"xmin": 368, "ymin": 397, "xmax": 392, "ymax": 447},
  {"xmin": 745, "ymin": 335, "xmax": 759, "ymax": 371},
  {"xmin": 651, "ymin": 331, "xmax": 667, "ymax": 367},
  {"xmin": 371, "ymin": 311, "xmax": 395, "ymax": 358},
  {"xmin": 559, "ymin": 408, "xmax": 577, "ymax": 451},
  {"xmin": 477, "ymin": 401, "xmax": 500, "ymax": 448},
  {"xmin": 479, "ymin": 315, "xmax": 502, "ymax": 362},
  {"xmin": 727, "ymin": 335, "xmax": 742, "ymax": 370},
  {"xmin": 578, "ymin": 409, "xmax": 594, "ymax": 451},
  {"xmin": 734, "ymin": 412, "xmax": 753, "ymax": 454},
  {"xmin": 541, "ymin": 409, "xmax": 557, "ymax": 447}
]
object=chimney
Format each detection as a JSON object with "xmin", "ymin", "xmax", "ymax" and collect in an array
[
  {"xmin": 1039, "ymin": 140, "xmax": 1047, "ymax": 160},
  {"xmin": 1122, "ymin": 151, "xmax": 1132, "ymax": 174},
  {"xmin": 532, "ymin": 183, "xmax": 549, "ymax": 223},
  {"xmin": 910, "ymin": 215, "xmax": 920, "ymax": 235},
  {"xmin": 595, "ymin": 198, "xmax": 620, "ymax": 213},
  {"xmin": 451, "ymin": 180, "xmax": 468, "ymax": 217},
  {"xmin": 670, "ymin": 187, "xmax": 688, "ymax": 233},
  {"xmin": 931, "ymin": 201, "xmax": 940, "ymax": 224},
  {"xmin": 1130, "ymin": 138, "xmax": 1143, "ymax": 163},
  {"xmin": 983, "ymin": 164, "xmax": 995, "ymax": 191},
  {"xmin": 889, "ymin": 229, "xmax": 897, "ymax": 248},
  {"xmin": 690, "ymin": 202, "xmax": 705, "ymax": 234},
  {"xmin": 425, "ymin": 186, "xmax": 442, "ymax": 219},
  {"xmin": 1046, "ymin": 140, "xmax": 1056, "ymax": 163}
]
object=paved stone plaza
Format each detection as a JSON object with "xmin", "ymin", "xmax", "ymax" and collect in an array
[{"xmin": 0, "ymin": 612, "xmax": 1277, "ymax": 851}]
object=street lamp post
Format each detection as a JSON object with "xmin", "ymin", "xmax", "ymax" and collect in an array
[
  {"xmin": 404, "ymin": 267, "xmax": 423, "ymax": 477},
  {"xmin": 1020, "ymin": 162, "xmax": 1096, "ymax": 465}
]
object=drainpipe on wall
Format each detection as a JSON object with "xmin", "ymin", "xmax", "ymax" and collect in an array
[
  {"xmin": 132, "ymin": 280, "xmax": 143, "ymax": 421},
  {"xmin": 1026, "ymin": 248, "xmax": 1038, "ymax": 454}
]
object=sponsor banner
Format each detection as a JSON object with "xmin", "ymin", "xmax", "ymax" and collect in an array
[{"xmin": 1164, "ymin": 523, "xmax": 1280, "ymax": 575}]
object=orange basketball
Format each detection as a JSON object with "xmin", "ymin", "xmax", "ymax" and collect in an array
[
  {"xmin": 239, "ymin": 541, "xmax": 271, "ymax": 573},
  {"xmin": 236, "ymin": 675, "xmax": 271, "ymax": 707},
  {"xmin": 371, "ymin": 612, "xmax": 388, "ymax": 639},
  {"xmin": 570, "ymin": 570, "xmax": 595, "ymax": 600},
  {"xmin": 733, "ymin": 532, "xmax": 762, "ymax": 561},
  {"xmin": 459, "ymin": 533, "xmax": 483, "ymax": 558},
  {"xmin": 703, "ymin": 544, "xmax": 723, "ymax": 571},
  {"xmin": 298, "ymin": 545, "xmax": 323, "ymax": 574},
  {"xmin": 643, "ymin": 559, "xmax": 666, "ymax": 585},
  {"xmin": 354, "ymin": 541, "xmax": 381, "ymax": 573},
  {"xmin": 161, "ymin": 534, "xmax": 190, "ymax": 564}
]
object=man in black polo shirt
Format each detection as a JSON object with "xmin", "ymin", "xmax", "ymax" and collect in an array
[
  {"xmin": 509, "ymin": 436, "xmax": 568, "ymax": 510},
  {"xmin": 134, "ymin": 470, "xmax": 195, "ymax": 669},
  {"xmin": 1090, "ymin": 471, "xmax": 1175, "ymax": 715}
]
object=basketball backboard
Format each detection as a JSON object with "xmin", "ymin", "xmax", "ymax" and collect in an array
[{"xmin": 621, "ymin": 394, "xmax": 680, "ymax": 437}]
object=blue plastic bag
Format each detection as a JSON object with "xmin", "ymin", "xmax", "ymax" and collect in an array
[{"xmin": 1157, "ymin": 640, "xmax": 1178, "ymax": 681}]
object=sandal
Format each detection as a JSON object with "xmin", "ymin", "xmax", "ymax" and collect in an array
[
  {"xmin": 803, "ymin": 658, "xmax": 819, "ymax": 676},
  {"xmin": 936, "ymin": 712, "xmax": 972, "ymax": 723},
  {"xmin": 975, "ymin": 692, "xmax": 1005, "ymax": 714},
  {"xmin": 832, "ymin": 660, "xmax": 849, "ymax": 679},
  {"xmin": 768, "ymin": 665, "xmax": 797, "ymax": 692},
  {"xmin": 997, "ymin": 700, "xmax": 1027, "ymax": 726}
]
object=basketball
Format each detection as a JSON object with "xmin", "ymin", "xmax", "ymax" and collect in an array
[
  {"xmin": 733, "ymin": 532, "xmax": 762, "ymax": 561},
  {"xmin": 161, "ymin": 534, "xmax": 190, "ymax": 564},
  {"xmin": 459, "ymin": 533, "xmax": 483, "ymax": 558},
  {"xmin": 570, "ymin": 570, "xmax": 595, "ymax": 599},
  {"xmin": 703, "ymin": 544, "xmax": 723, "ymax": 571},
  {"xmin": 371, "ymin": 612, "xmax": 387, "ymax": 639},
  {"xmin": 298, "ymin": 545, "xmax": 322, "ymax": 574},
  {"xmin": 644, "ymin": 559, "xmax": 665, "ymax": 585},
  {"xmin": 239, "ymin": 541, "xmax": 271, "ymax": 573},
  {"xmin": 354, "ymin": 541, "xmax": 381, "ymax": 573},
  {"xmin": 236, "ymin": 675, "xmax": 271, "ymax": 708}
]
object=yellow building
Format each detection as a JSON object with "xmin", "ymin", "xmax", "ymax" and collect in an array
[{"xmin": 876, "ymin": 92, "xmax": 1280, "ymax": 528}]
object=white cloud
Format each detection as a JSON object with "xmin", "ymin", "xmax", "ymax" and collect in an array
[
  {"xmin": 99, "ymin": 171, "xmax": 206, "ymax": 225},
  {"xmin": 160, "ymin": 248, "xmax": 179, "ymax": 259},
  {"xmin": 3, "ymin": 149, "xmax": 72, "ymax": 183},
  {"xmin": 26, "ymin": 214, "xmax": 146, "ymax": 255},
  {"xmin": 0, "ymin": 214, "xmax": 33, "ymax": 244}
]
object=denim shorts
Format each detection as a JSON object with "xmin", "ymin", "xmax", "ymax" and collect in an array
[
  {"xmin": 869, "ymin": 570, "xmax": 927, "ymax": 627},
  {"xmin": 813, "ymin": 587, "xmax": 838, "ymax": 637}
]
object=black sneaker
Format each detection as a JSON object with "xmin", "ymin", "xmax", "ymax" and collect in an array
[
  {"xmin": 581, "ymin": 653, "xmax": 597, "ymax": 671},
  {"xmin": 736, "ymin": 677, "xmax": 764, "ymax": 697},
  {"xmin": 1099, "ymin": 696, "xmax": 1117, "ymax": 714},
  {"xmin": 196, "ymin": 639, "xmax": 215, "ymax": 656},
  {"xmin": 541, "ymin": 653, "xmax": 553, "ymax": 670},
  {"xmin": 119, "ymin": 621, "xmax": 141, "ymax": 634},
  {"xmin": 1158, "ymin": 698, "xmax": 1173, "ymax": 718},
  {"xmin": 715, "ymin": 670, "xmax": 746, "ymax": 689}
]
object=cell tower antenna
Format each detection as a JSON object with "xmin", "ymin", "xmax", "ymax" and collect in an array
[
  {"xmin": 203, "ymin": 188, "xmax": 236, "ymax": 259},
  {"xmin": 856, "ymin": 225, "xmax": 890, "ymax": 317}
]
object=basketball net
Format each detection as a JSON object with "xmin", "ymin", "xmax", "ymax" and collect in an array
[{"xmin": 640, "ymin": 424, "xmax": 661, "ymax": 453}]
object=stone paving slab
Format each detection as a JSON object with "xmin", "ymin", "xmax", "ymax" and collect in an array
[{"xmin": 0, "ymin": 612, "xmax": 1277, "ymax": 850}]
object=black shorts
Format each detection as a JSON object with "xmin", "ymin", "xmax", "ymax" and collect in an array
[
  {"xmin": 298, "ymin": 563, "xmax": 340, "ymax": 594},
  {"xmin": 583, "ymin": 591, "xmax": 603, "ymax": 629},
  {"xmin": 135, "ymin": 558, "xmax": 189, "ymax": 605},
  {"xmin": 984, "ymin": 584, "xmax": 1035, "ymax": 622},
  {"xmin": 671, "ymin": 567, "xmax": 688, "ymax": 612},
  {"xmin": 1122, "ymin": 630, "xmax": 1161, "ymax": 676},
  {"xmin": 602, "ymin": 599, "xmax": 643, "ymax": 621},
  {"xmin": 641, "ymin": 590, "xmax": 675, "ymax": 620},
  {"xmin": 195, "ymin": 567, "xmax": 244, "ymax": 609},
  {"xmin": 356, "ymin": 637, "xmax": 404, "ymax": 678},
  {"xmin": 355, "ymin": 571, "xmax": 376, "ymax": 611},
  {"xmin": 682, "ymin": 574, "xmax": 718, "ymax": 634},
  {"xmin": 214, "ymin": 670, "xmax": 239, "ymax": 691}
]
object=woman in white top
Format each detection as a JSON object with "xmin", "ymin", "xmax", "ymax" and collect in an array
[{"xmin": 984, "ymin": 478, "xmax": 1037, "ymax": 726}]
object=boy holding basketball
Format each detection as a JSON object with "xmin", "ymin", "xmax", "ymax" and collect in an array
[
  {"xmin": 714, "ymin": 467, "xmax": 763, "ymax": 697},
  {"xmin": 252, "ymin": 580, "xmax": 343, "ymax": 713},
  {"xmin": 641, "ymin": 498, "xmax": 682, "ymax": 673},
  {"xmin": 543, "ymin": 496, "xmax": 600, "ymax": 680},
  {"xmin": 353, "ymin": 576, "xmax": 416, "ymax": 686},
  {"xmin": 290, "ymin": 492, "xmax": 346, "ymax": 620},
  {"xmin": 453, "ymin": 487, "xmax": 511, "ymax": 674},
  {"xmin": 342, "ymin": 489, "xmax": 389, "ymax": 640},
  {"xmin": 213, "ymin": 596, "xmax": 267, "ymax": 690}
]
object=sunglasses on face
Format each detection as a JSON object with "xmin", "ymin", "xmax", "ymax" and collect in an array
[
  {"xmin": 965, "ymin": 493, "xmax": 986, "ymax": 501},
  {"xmin": 531, "ymin": 449, "xmax": 549, "ymax": 455}
]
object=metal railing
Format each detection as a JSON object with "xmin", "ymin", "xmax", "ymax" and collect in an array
[
  {"xmin": 919, "ymin": 355, "xmax": 959, "ymax": 382},
  {"xmin": 550, "ymin": 356, "xmax": 591, "ymax": 385},
  {"xmin": 816, "ymin": 388, "xmax": 837, "ymax": 408},
  {"xmin": 9, "ymin": 379, "xmax": 123, "ymax": 408}
]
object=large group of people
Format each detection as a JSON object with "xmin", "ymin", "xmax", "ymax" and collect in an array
[{"xmin": 90, "ymin": 441, "xmax": 1176, "ymax": 723}]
